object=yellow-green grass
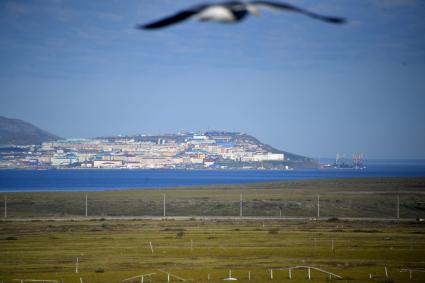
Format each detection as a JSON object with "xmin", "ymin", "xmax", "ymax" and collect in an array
[
  {"xmin": 1, "ymin": 177, "xmax": 425, "ymax": 282},
  {"xmin": 1, "ymin": 219, "xmax": 425, "ymax": 282}
]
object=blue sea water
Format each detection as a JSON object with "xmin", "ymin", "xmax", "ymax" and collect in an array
[{"xmin": 0, "ymin": 160, "xmax": 424, "ymax": 192}]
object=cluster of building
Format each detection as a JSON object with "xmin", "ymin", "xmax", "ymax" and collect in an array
[{"xmin": 0, "ymin": 132, "xmax": 285, "ymax": 169}]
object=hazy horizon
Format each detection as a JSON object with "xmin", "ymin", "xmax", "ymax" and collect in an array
[
  {"xmin": 5, "ymin": 114, "xmax": 425, "ymax": 161},
  {"xmin": 1, "ymin": 0, "xmax": 425, "ymax": 159}
]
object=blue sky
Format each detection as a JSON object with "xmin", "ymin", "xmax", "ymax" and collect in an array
[{"xmin": 0, "ymin": 0, "xmax": 424, "ymax": 159}]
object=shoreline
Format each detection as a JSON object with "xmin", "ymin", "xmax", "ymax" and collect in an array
[{"xmin": 1, "ymin": 175, "xmax": 425, "ymax": 193}]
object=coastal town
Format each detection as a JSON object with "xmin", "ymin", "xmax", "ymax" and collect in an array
[{"xmin": 0, "ymin": 131, "xmax": 291, "ymax": 170}]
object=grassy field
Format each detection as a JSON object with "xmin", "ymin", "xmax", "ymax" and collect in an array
[
  {"xmin": 2, "ymin": 177, "xmax": 425, "ymax": 219},
  {"xmin": 1, "ymin": 177, "xmax": 425, "ymax": 282},
  {"xmin": 1, "ymin": 219, "xmax": 425, "ymax": 282}
]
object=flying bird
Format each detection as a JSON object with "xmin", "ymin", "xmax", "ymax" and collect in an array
[{"xmin": 137, "ymin": 1, "xmax": 346, "ymax": 30}]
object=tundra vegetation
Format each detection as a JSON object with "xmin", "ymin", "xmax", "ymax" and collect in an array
[{"xmin": 0, "ymin": 177, "xmax": 424, "ymax": 282}]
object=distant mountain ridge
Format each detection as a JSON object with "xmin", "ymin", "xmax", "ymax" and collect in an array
[{"xmin": 0, "ymin": 116, "xmax": 60, "ymax": 145}]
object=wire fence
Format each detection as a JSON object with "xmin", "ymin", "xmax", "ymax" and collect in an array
[{"xmin": 2, "ymin": 191, "xmax": 425, "ymax": 219}]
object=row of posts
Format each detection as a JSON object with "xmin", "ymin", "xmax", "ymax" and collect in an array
[
  {"xmin": 2, "ymin": 193, "xmax": 402, "ymax": 218},
  {"xmin": 9, "ymin": 267, "xmax": 424, "ymax": 282}
]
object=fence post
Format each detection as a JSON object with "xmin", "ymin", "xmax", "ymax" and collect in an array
[
  {"xmin": 240, "ymin": 193, "xmax": 243, "ymax": 217},
  {"xmin": 317, "ymin": 195, "xmax": 320, "ymax": 218},
  {"xmin": 163, "ymin": 194, "xmax": 166, "ymax": 217},
  {"xmin": 85, "ymin": 194, "xmax": 88, "ymax": 217},
  {"xmin": 4, "ymin": 195, "xmax": 7, "ymax": 218}
]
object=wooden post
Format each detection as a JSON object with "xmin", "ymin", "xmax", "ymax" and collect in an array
[
  {"xmin": 248, "ymin": 271, "xmax": 251, "ymax": 281},
  {"xmin": 163, "ymin": 194, "xmax": 166, "ymax": 217},
  {"xmin": 141, "ymin": 275, "xmax": 144, "ymax": 283},
  {"xmin": 240, "ymin": 193, "xmax": 243, "ymax": 217},
  {"xmin": 369, "ymin": 273, "xmax": 372, "ymax": 279},
  {"xmin": 289, "ymin": 268, "xmax": 292, "ymax": 280},
  {"xmin": 385, "ymin": 266, "xmax": 388, "ymax": 278},
  {"xmin": 331, "ymin": 239, "xmax": 334, "ymax": 252},
  {"xmin": 308, "ymin": 267, "xmax": 311, "ymax": 280},
  {"xmin": 85, "ymin": 194, "xmax": 88, "ymax": 217},
  {"xmin": 409, "ymin": 270, "xmax": 412, "ymax": 280},
  {"xmin": 80, "ymin": 278, "xmax": 84, "ymax": 283},
  {"xmin": 207, "ymin": 273, "xmax": 210, "ymax": 281},
  {"xmin": 270, "ymin": 269, "xmax": 273, "ymax": 280},
  {"xmin": 397, "ymin": 195, "xmax": 400, "ymax": 219},
  {"xmin": 190, "ymin": 239, "xmax": 193, "ymax": 252},
  {"xmin": 4, "ymin": 195, "xmax": 7, "ymax": 218},
  {"xmin": 167, "ymin": 273, "xmax": 170, "ymax": 282},
  {"xmin": 317, "ymin": 195, "xmax": 320, "ymax": 218},
  {"xmin": 149, "ymin": 241, "xmax": 154, "ymax": 254},
  {"xmin": 75, "ymin": 257, "xmax": 79, "ymax": 273}
]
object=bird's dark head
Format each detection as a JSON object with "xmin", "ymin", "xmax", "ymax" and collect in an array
[{"xmin": 326, "ymin": 17, "xmax": 347, "ymax": 24}]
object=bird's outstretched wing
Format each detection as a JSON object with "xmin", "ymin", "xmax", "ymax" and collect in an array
[
  {"xmin": 250, "ymin": 0, "xmax": 346, "ymax": 24},
  {"xmin": 137, "ymin": 4, "xmax": 209, "ymax": 29}
]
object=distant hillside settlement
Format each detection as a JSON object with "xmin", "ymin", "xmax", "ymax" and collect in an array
[{"xmin": 0, "ymin": 131, "xmax": 317, "ymax": 170}]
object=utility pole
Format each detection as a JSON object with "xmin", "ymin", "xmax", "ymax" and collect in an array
[
  {"xmin": 163, "ymin": 194, "xmax": 166, "ymax": 217},
  {"xmin": 239, "ymin": 193, "xmax": 243, "ymax": 217},
  {"xmin": 85, "ymin": 194, "xmax": 88, "ymax": 217},
  {"xmin": 4, "ymin": 195, "xmax": 7, "ymax": 218},
  {"xmin": 317, "ymin": 194, "xmax": 320, "ymax": 218}
]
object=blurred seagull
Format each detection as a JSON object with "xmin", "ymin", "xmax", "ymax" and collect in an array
[{"xmin": 137, "ymin": 1, "xmax": 346, "ymax": 30}]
